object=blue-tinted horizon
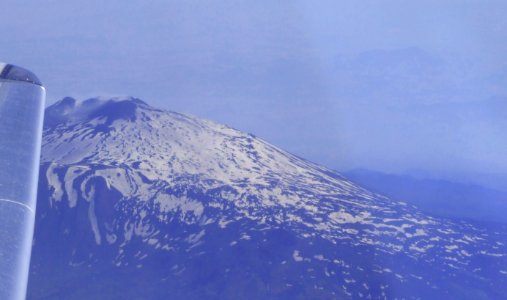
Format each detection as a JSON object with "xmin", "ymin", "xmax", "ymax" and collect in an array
[{"xmin": 1, "ymin": 0, "xmax": 506, "ymax": 178}]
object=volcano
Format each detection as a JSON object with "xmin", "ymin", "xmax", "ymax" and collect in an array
[{"xmin": 28, "ymin": 97, "xmax": 507, "ymax": 299}]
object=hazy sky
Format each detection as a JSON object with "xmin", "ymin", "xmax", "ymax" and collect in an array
[{"xmin": 1, "ymin": 0, "xmax": 506, "ymax": 177}]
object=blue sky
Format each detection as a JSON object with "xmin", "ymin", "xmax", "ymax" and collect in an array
[{"xmin": 1, "ymin": 0, "xmax": 506, "ymax": 178}]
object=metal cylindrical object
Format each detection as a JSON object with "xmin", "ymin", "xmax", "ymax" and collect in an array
[{"xmin": 0, "ymin": 63, "xmax": 45, "ymax": 300}]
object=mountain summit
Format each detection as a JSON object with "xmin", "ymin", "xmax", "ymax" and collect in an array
[{"xmin": 29, "ymin": 97, "xmax": 507, "ymax": 299}]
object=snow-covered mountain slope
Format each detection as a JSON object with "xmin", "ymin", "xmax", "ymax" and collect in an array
[{"xmin": 29, "ymin": 97, "xmax": 507, "ymax": 299}]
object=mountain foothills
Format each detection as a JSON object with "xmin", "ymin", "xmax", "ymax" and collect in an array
[
  {"xmin": 28, "ymin": 97, "xmax": 507, "ymax": 299},
  {"xmin": 344, "ymin": 169, "xmax": 507, "ymax": 224}
]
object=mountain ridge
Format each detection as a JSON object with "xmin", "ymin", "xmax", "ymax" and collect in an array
[{"xmin": 344, "ymin": 169, "xmax": 507, "ymax": 224}]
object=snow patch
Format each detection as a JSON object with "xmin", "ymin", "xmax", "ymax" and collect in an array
[{"xmin": 293, "ymin": 250, "xmax": 303, "ymax": 262}]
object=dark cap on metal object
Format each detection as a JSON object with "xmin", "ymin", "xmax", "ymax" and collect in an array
[{"xmin": 0, "ymin": 63, "xmax": 43, "ymax": 86}]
